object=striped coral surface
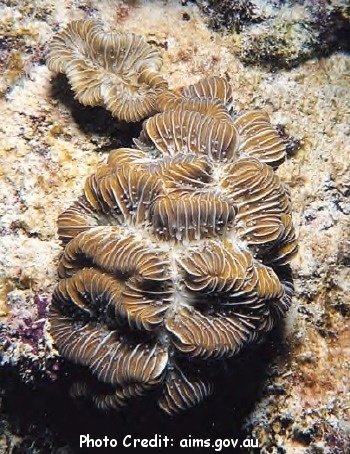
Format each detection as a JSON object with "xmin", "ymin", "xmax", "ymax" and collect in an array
[{"xmin": 49, "ymin": 70, "xmax": 297, "ymax": 414}]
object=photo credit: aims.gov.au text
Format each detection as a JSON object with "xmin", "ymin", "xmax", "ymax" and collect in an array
[{"xmin": 79, "ymin": 434, "xmax": 259, "ymax": 451}]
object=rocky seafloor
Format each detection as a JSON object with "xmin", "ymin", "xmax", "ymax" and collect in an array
[{"xmin": 0, "ymin": 0, "xmax": 349, "ymax": 453}]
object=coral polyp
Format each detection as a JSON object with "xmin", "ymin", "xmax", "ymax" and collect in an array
[{"xmin": 49, "ymin": 68, "xmax": 297, "ymax": 414}]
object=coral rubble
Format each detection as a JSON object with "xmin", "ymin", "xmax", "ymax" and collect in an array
[
  {"xmin": 195, "ymin": 0, "xmax": 256, "ymax": 33},
  {"xmin": 197, "ymin": 0, "xmax": 350, "ymax": 69}
]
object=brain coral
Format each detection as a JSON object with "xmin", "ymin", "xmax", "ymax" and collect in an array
[
  {"xmin": 46, "ymin": 19, "xmax": 168, "ymax": 122},
  {"xmin": 50, "ymin": 74, "xmax": 297, "ymax": 415}
]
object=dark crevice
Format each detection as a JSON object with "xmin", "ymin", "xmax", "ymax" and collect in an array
[
  {"xmin": 0, "ymin": 326, "xmax": 287, "ymax": 453},
  {"xmin": 49, "ymin": 74, "xmax": 142, "ymax": 152}
]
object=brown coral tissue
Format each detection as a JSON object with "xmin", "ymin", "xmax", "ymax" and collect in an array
[
  {"xmin": 50, "ymin": 74, "xmax": 298, "ymax": 415},
  {"xmin": 46, "ymin": 19, "xmax": 168, "ymax": 122}
]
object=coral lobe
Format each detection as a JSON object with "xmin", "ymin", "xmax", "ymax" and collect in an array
[
  {"xmin": 48, "ymin": 21, "xmax": 297, "ymax": 415},
  {"xmin": 50, "ymin": 91, "xmax": 297, "ymax": 414},
  {"xmin": 47, "ymin": 19, "xmax": 168, "ymax": 122}
]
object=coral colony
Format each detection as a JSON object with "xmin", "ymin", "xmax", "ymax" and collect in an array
[{"xmin": 47, "ymin": 19, "xmax": 297, "ymax": 415}]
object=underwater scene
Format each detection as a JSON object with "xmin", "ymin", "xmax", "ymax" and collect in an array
[{"xmin": 0, "ymin": 1, "xmax": 349, "ymax": 453}]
